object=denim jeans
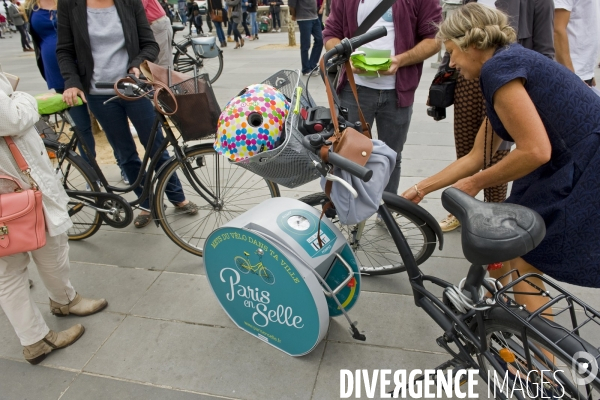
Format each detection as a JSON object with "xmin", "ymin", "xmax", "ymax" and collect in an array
[
  {"xmin": 86, "ymin": 95, "xmax": 186, "ymax": 209},
  {"xmin": 249, "ymin": 11, "xmax": 257, "ymax": 36},
  {"xmin": 339, "ymin": 84, "xmax": 413, "ymax": 194},
  {"xmin": 230, "ymin": 21, "xmax": 242, "ymax": 42},
  {"xmin": 56, "ymin": 89, "xmax": 96, "ymax": 162},
  {"xmin": 241, "ymin": 11, "xmax": 250, "ymax": 36},
  {"xmin": 272, "ymin": 11, "xmax": 280, "ymax": 29},
  {"xmin": 178, "ymin": 1, "xmax": 187, "ymax": 24},
  {"xmin": 214, "ymin": 21, "xmax": 225, "ymax": 43},
  {"xmin": 297, "ymin": 19, "xmax": 323, "ymax": 74}
]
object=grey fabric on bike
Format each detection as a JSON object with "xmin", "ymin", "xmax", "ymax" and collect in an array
[
  {"xmin": 441, "ymin": 188, "xmax": 546, "ymax": 265},
  {"xmin": 321, "ymin": 139, "xmax": 396, "ymax": 225}
]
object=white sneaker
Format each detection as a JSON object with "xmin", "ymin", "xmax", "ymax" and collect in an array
[
  {"xmin": 271, "ymin": 29, "xmax": 275, "ymax": 32},
  {"xmin": 439, "ymin": 214, "xmax": 461, "ymax": 232},
  {"xmin": 277, "ymin": 28, "xmax": 281, "ymax": 32}
]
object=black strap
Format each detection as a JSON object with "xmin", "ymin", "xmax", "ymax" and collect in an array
[{"xmin": 353, "ymin": 0, "xmax": 398, "ymax": 37}]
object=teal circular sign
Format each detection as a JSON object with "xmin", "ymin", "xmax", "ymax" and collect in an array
[{"xmin": 204, "ymin": 227, "xmax": 329, "ymax": 356}]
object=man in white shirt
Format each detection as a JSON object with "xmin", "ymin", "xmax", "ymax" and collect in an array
[{"xmin": 554, "ymin": 0, "xmax": 600, "ymax": 86}]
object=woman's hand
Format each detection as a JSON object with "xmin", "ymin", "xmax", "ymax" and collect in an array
[
  {"xmin": 128, "ymin": 67, "xmax": 141, "ymax": 78},
  {"xmin": 401, "ymin": 184, "xmax": 424, "ymax": 205},
  {"xmin": 452, "ymin": 177, "xmax": 480, "ymax": 197},
  {"xmin": 62, "ymin": 88, "xmax": 86, "ymax": 107}
]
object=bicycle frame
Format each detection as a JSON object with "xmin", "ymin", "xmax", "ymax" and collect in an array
[{"xmin": 57, "ymin": 108, "xmax": 221, "ymax": 214}]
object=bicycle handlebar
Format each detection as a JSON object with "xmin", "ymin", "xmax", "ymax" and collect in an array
[
  {"xmin": 323, "ymin": 26, "xmax": 388, "ymax": 66},
  {"xmin": 302, "ymin": 135, "xmax": 372, "ymax": 182}
]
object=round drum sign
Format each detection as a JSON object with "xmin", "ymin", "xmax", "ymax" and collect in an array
[{"xmin": 204, "ymin": 227, "xmax": 329, "ymax": 356}]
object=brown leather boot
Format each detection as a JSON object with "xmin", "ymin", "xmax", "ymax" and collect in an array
[
  {"xmin": 23, "ymin": 324, "xmax": 85, "ymax": 365},
  {"xmin": 50, "ymin": 293, "xmax": 108, "ymax": 317}
]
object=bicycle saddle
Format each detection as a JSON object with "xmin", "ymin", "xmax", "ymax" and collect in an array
[
  {"xmin": 172, "ymin": 25, "xmax": 185, "ymax": 33},
  {"xmin": 441, "ymin": 188, "xmax": 546, "ymax": 265}
]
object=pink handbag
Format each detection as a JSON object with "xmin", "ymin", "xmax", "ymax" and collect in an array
[{"xmin": 0, "ymin": 137, "xmax": 46, "ymax": 256}]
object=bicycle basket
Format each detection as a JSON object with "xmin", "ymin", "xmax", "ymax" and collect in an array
[
  {"xmin": 232, "ymin": 70, "xmax": 321, "ymax": 188},
  {"xmin": 157, "ymin": 74, "xmax": 220, "ymax": 141}
]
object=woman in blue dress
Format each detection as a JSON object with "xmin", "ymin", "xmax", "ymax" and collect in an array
[
  {"xmin": 24, "ymin": 0, "xmax": 95, "ymax": 159},
  {"xmin": 402, "ymin": 3, "xmax": 600, "ymax": 313}
]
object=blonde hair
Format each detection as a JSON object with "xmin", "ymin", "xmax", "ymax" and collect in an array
[
  {"xmin": 23, "ymin": 0, "xmax": 57, "ymax": 12},
  {"xmin": 437, "ymin": 3, "xmax": 516, "ymax": 51}
]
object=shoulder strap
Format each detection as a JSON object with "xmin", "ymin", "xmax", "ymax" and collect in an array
[
  {"xmin": 3, "ymin": 137, "xmax": 30, "ymax": 172},
  {"xmin": 353, "ymin": 0, "xmax": 397, "ymax": 37}
]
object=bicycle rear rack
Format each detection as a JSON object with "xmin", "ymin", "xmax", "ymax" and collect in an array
[{"xmin": 494, "ymin": 271, "xmax": 600, "ymax": 393}]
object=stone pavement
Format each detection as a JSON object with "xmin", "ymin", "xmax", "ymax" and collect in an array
[{"xmin": 1, "ymin": 28, "xmax": 599, "ymax": 400}]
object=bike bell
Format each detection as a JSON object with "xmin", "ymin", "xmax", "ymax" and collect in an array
[{"xmin": 214, "ymin": 84, "xmax": 290, "ymax": 161}]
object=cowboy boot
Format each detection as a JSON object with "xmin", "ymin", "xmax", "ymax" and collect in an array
[
  {"xmin": 23, "ymin": 324, "xmax": 85, "ymax": 365},
  {"xmin": 50, "ymin": 293, "xmax": 107, "ymax": 317}
]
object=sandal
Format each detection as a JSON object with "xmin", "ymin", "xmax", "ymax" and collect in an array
[
  {"xmin": 175, "ymin": 201, "xmax": 198, "ymax": 216},
  {"xmin": 134, "ymin": 213, "xmax": 152, "ymax": 228}
]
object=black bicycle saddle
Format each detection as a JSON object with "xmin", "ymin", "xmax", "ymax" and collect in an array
[
  {"xmin": 441, "ymin": 188, "xmax": 546, "ymax": 265},
  {"xmin": 172, "ymin": 25, "xmax": 186, "ymax": 33}
]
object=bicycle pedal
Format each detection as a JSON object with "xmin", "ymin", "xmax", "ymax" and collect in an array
[{"xmin": 68, "ymin": 203, "xmax": 84, "ymax": 216}]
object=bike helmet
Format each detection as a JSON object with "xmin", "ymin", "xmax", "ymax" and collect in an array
[{"xmin": 214, "ymin": 84, "xmax": 290, "ymax": 161}]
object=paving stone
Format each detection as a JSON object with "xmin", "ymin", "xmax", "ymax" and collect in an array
[
  {"xmin": 28, "ymin": 262, "xmax": 161, "ymax": 313},
  {"xmin": 0, "ymin": 309, "xmax": 124, "ymax": 370},
  {"xmin": 167, "ymin": 249, "xmax": 206, "ymax": 275},
  {"xmin": 327, "ymin": 291, "xmax": 445, "ymax": 352},
  {"xmin": 130, "ymin": 272, "xmax": 235, "ymax": 328},
  {"xmin": 68, "ymin": 230, "xmax": 181, "ymax": 270},
  {"xmin": 62, "ymin": 374, "xmax": 223, "ymax": 400},
  {"xmin": 0, "ymin": 358, "xmax": 76, "ymax": 400},
  {"xmin": 84, "ymin": 316, "xmax": 325, "ymax": 400}
]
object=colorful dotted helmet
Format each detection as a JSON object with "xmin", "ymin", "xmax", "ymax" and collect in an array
[{"xmin": 214, "ymin": 84, "xmax": 290, "ymax": 161}]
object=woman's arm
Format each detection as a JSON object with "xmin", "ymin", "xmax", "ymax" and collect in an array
[
  {"xmin": 0, "ymin": 90, "xmax": 39, "ymax": 137},
  {"xmin": 130, "ymin": 0, "xmax": 160, "ymax": 71},
  {"xmin": 404, "ymin": 79, "xmax": 552, "ymax": 203}
]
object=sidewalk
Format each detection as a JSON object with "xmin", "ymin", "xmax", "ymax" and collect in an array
[{"xmin": 1, "ymin": 29, "xmax": 598, "ymax": 400}]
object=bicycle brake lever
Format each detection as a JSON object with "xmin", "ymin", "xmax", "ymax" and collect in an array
[
  {"xmin": 103, "ymin": 96, "xmax": 120, "ymax": 105},
  {"xmin": 325, "ymin": 173, "xmax": 358, "ymax": 198}
]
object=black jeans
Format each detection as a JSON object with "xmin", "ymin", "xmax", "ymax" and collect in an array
[
  {"xmin": 272, "ymin": 11, "xmax": 280, "ymax": 29},
  {"xmin": 241, "ymin": 11, "xmax": 250, "ymax": 36},
  {"xmin": 16, "ymin": 24, "xmax": 31, "ymax": 49},
  {"xmin": 230, "ymin": 21, "xmax": 242, "ymax": 42}
]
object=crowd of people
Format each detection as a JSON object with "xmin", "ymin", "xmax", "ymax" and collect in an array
[{"xmin": 0, "ymin": 0, "xmax": 599, "ymax": 368}]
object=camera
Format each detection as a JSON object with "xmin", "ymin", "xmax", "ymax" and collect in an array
[{"xmin": 427, "ymin": 106, "xmax": 446, "ymax": 121}]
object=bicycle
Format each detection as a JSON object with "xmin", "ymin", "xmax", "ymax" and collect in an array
[
  {"xmin": 171, "ymin": 24, "xmax": 223, "ymax": 84},
  {"xmin": 234, "ymin": 249, "xmax": 275, "ymax": 285},
  {"xmin": 40, "ymin": 75, "xmax": 278, "ymax": 254},
  {"xmin": 300, "ymin": 27, "xmax": 600, "ymax": 398}
]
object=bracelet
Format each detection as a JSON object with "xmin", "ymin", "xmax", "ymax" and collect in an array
[{"xmin": 414, "ymin": 184, "xmax": 423, "ymax": 199}]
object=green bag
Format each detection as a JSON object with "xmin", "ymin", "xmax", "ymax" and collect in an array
[{"xmin": 35, "ymin": 92, "xmax": 82, "ymax": 115}]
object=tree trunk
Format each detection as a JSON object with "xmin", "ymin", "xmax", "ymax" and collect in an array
[{"xmin": 287, "ymin": 9, "xmax": 296, "ymax": 46}]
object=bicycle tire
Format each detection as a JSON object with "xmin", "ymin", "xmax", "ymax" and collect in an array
[
  {"xmin": 299, "ymin": 192, "xmax": 436, "ymax": 275},
  {"xmin": 44, "ymin": 141, "xmax": 102, "ymax": 240},
  {"xmin": 478, "ymin": 306, "xmax": 600, "ymax": 399},
  {"xmin": 173, "ymin": 44, "xmax": 223, "ymax": 84},
  {"xmin": 154, "ymin": 144, "xmax": 280, "ymax": 256},
  {"xmin": 235, "ymin": 256, "xmax": 251, "ymax": 274},
  {"xmin": 260, "ymin": 267, "xmax": 275, "ymax": 285}
]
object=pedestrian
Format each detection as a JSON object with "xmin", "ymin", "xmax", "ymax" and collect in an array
[
  {"xmin": 554, "ymin": 0, "xmax": 600, "ymax": 86},
  {"xmin": 289, "ymin": 0, "xmax": 324, "ymax": 76},
  {"xmin": 159, "ymin": 0, "xmax": 173, "ymax": 23},
  {"xmin": 268, "ymin": 0, "xmax": 282, "ymax": 32},
  {"xmin": 438, "ymin": 0, "xmax": 555, "ymax": 233},
  {"xmin": 7, "ymin": 0, "xmax": 33, "ymax": 51},
  {"xmin": 142, "ymin": 0, "xmax": 174, "ymax": 69},
  {"xmin": 24, "ymin": 0, "xmax": 96, "ymax": 164},
  {"xmin": 403, "ymin": 4, "xmax": 600, "ymax": 314},
  {"xmin": 241, "ymin": 0, "xmax": 251, "ymax": 38},
  {"xmin": 317, "ymin": 0, "xmax": 324, "ymax": 30},
  {"xmin": 245, "ymin": 0, "xmax": 258, "ymax": 40},
  {"xmin": 226, "ymin": 0, "xmax": 244, "ymax": 48},
  {"xmin": 0, "ymin": 67, "xmax": 108, "ymax": 365},
  {"xmin": 178, "ymin": 0, "xmax": 187, "ymax": 24},
  {"xmin": 323, "ymin": 0, "xmax": 442, "ymax": 194},
  {"xmin": 56, "ymin": 0, "xmax": 199, "ymax": 228},
  {"xmin": 208, "ymin": 0, "xmax": 228, "ymax": 47},
  {"xmin": 186, "ymin": 0, "xmax": 203, "ymax": 35}
]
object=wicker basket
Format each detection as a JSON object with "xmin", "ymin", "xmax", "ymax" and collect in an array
[{"xmin": 232, "ymin": 70, "xmax": 321, "ymax": 188}]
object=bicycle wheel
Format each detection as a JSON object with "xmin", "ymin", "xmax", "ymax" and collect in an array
[
  {"xmin": 154, "ymin": 144, "xmax": 280, "ymax": 256},
  {"xmin": 478, "ymin": 307, "xmax": 600, "ymax": 399},
  {"xmin": 235, "ymin": 256, "xmax": 251, "ymax": 274},
  {"xmin": 260, "ymin": 267, "xmax": 275, "ymax": 285},
  {"xmin": 173, "ymin": 44, "xmax": 223, "ymax": 84},
  {"xmin": 298, "ymin": 192, "xmax": 436, "ymax": 275},
  {"xmin": 44, "ymin": 142, "xmax": 102, "ymax": 240}
]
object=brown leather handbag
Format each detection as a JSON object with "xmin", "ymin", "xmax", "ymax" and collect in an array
[{"xmin": 0, "ymin": 137, "xmax": 46, "ymax": 257}]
